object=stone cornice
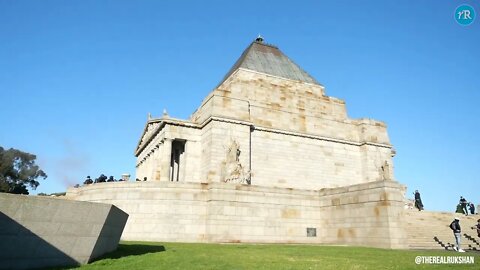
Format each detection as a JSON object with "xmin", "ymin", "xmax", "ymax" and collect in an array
[
  {"xmin": 135, "ymin": 118, "xmax": 201, "ymax": 156},
  {"xmin": 135, "ymin": 112, "xmax": 392, "ymax": 159},
  {"xmin": 204, "ymin": 116, "xmax": 392, "ymax": 149}
]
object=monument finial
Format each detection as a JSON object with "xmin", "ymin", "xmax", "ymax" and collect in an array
[
  {"xmin": 163, "ymin": 108, "xmax": 169, "ymax": 117},
  {"xmin": 148, "ymin": 112, "xmax": 152, "ymax": 120},
  {"xmin": 255, "ymin": 34, "xmax": 264, "ymax": 43}
]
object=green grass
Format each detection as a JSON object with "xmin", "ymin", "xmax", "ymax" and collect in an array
[{"xmin": 65, "ymin": 241, "xmax": 479, "ymax": 270}]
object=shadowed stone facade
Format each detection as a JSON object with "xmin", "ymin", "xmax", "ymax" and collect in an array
[{"xmin": 67, "ymin": 38, "xmax": 408, "ymax": 249}]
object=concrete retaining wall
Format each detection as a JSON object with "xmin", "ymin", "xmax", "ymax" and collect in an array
[{"xmin": 0, "ymin": 193, "xmax": 128, "ymax": 270}]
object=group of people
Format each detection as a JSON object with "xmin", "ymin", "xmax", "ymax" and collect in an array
[
  {"xmin": 413, "ymin": 190, "xmax": 480, "ymax": 252},
  {"xmin": 449, "ymin": 217, "xmax": 480, "ymax": 252},
  {"xmin": 82, "ymin": 175, "xmax": 148, "ymax": 185},
  {"xmin": 448, "ymin": 197, "xmax": 479, "ymax": 252},
  {"xmin": 413, "ymin": 191, "xmax": 477, "ymax": 216},
  {"xmin": 83, "ymin": 174, "xmax": 125, "ymax": 185},
  {"xmin": 456, "ymin": 196, "xmax": 476, "ymax": 215}
]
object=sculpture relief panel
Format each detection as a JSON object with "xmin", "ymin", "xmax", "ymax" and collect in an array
[{"xmin": 221, "ymin": 139, "xmax": 250, "ymax": 184}]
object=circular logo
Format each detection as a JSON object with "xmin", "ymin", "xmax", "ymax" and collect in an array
[{"xmin": 455, "ymin": 4, "xmax": 476, "ymax": 26}]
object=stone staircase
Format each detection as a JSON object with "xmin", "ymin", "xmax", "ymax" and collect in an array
[{"xmin": 404, "ymin": 209, "xmax": 479, "ymax": 250}]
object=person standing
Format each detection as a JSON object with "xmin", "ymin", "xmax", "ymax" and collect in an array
[
  {"xmin": 450, "ymin": 217, "xmax": 464, "ymax": 252},
  {"xmin": 414, "ymin": 190, "xmax": 424, "ymax": 211},
  {"xmin": 456, "ymin": 203, "xmax": 464, "ymax": 214},
  {"xmin": 459, "ymin": 196, "xmax": 468, "ymax": 215}
]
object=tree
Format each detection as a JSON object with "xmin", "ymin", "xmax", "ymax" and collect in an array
[{"xmin": 0, "ymin": 146, "xmax": 47, "ymax": 195}]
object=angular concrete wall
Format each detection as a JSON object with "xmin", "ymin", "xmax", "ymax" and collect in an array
[{"xmin": 0, "ymin": 193, "xmax": 128, "ymax": 270}]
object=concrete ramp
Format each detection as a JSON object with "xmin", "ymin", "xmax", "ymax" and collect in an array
[
  {"xmin": 0, "ymin": 193, "xmax": 128, "ymax": 270},
  {"xmin": 405, "ymin": 209, "xmax": 478, "ymax": 250}
]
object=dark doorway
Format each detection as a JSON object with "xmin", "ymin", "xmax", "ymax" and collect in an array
[{"xmin": 170, "ymin": 140, "xmax": 185, "ymax": 182}]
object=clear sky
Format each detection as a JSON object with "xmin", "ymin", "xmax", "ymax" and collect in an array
[{"xmin": 0, "ymin": 0, "xmax": 478, "ymax": 212}]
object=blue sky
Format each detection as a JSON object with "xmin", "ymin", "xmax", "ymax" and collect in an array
[{"xmin": 0, "ymin": 0, "xmax": 478, "ymax": 212}]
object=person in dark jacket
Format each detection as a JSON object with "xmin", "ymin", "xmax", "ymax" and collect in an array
[
  {"xmin": 450, "ymin": 217, "xmax": 464, "ymax": 252},
  {"xmin": 414, "ymin": 190, "xmax": 424, "ymax": 211},
  {"xmin": 468, "ymin": 202, "xmax": 475, "ymax": 215},
  {"xmin": 459, "ymin": 196, "xmax": 468, "ymax": 215},
  {"xmin": 83, "ymin": 176, "xmax": 93, "ymax": 185}
]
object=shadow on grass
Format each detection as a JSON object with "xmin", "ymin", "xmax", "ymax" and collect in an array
[
  {"xmin": 47, "ymin": 244, "xmax": 167, "ymax": 269},
  {"xmin": 93, "ymin": 244, "xmax": 166, "ymax": 261},
  {"xmin": 47, "ymin": 244, "xmax": 166, "ymax": 269}
]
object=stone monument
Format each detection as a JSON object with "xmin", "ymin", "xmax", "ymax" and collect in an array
[{"xmin": 67, "ymin": 37, "xmax": 407, "ymax": 249}]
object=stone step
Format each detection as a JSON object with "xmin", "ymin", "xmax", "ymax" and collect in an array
[
  {"xmin": 403, "ymin": 209, "xmax": 479, "ymax": 250},
  {"xmin": 408, "ymin": 245, "xmax": 445, "ymax": 248}
]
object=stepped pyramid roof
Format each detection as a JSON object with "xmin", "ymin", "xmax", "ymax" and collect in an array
[{"xmin": 219, "ymin": 37, "xmax": 320, "ymax": 86}]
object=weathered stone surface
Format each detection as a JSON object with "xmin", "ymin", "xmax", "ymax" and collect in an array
[
  {"xmin": 67, "ymin": 180, "xmax": 407, "ymax": 249},
  {"xmin": 107, "ymin": 38, "xmax": 407, "ymax": 249},
  {"xmin": 134, "ymin": 40, "xmax": 395, "ymax": 190},
  {"xmin": 0, "ymin": 193, "xmax": 128, "ymax": 270},
  {"xmin": 404, "ymin": 209, "xmax": 478, "ymax": 250}
]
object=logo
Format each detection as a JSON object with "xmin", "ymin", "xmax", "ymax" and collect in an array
[{"xmin": 455, "ymin": 4, "xmax": 476, "ymax": 26}]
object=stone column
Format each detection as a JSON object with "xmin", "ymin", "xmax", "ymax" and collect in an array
[
  {"xmin": 160, "ymin": 138, "xmax": 173, "ymax": 182},
  {"xmin": 153, "ymin": 144, "xmax": 162, "ymax": 181},
  {"xmin": 179, "ymin": 141, "xmax": 187, "ymax": 182}
]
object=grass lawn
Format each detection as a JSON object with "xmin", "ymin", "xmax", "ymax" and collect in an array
[{"xmin": 64, "ymin": 241, "xmax": 479, "ymax": 270}]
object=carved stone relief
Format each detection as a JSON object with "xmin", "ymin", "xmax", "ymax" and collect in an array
[
  {"xmin": 380, "ymin": 160, "xmax": 391, "ymax": 181},
  {"xmin": 222, "ymin": 139, "xmax": 250, "ymax": 184}
]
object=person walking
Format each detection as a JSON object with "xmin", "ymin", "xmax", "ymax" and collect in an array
[
  {"xmin": 414, "ymin": 190, "xmax": 424, "ymax": 211},
  {"xmin": 450, "ymin": 217, "xmax": 464, "ymax": 252}
]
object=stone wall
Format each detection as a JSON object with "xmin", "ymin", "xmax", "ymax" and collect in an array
[
  {"xmin": 135, "ymin": 118, "xmax": 393, "ymax": 190},
  {"xmin": 135, "ymin": 69, "xmax": 395, "ymax": 191},
  {"xmin": 193, "ymin": 69, "xmax": 390, "ymax": 145},
  {"xmin": 318, "ymin": 180, "xmax": 407, "ymax": 248},
  {"xmin": 0, "ymin": 193, "xmax": 128, "ymax": 270},
  {"xmin": 67, "ymin": 182, "xmax": 208, "ymax": 242},
  {"xmin": 66, "ymin": 180, "xmax": 407, "ymax": 249},
  {"xmin": 251, "ymin": 128, "xmax": 364, "ymax": 189}
]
